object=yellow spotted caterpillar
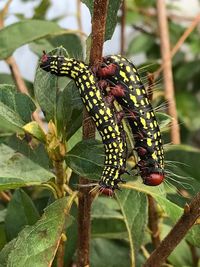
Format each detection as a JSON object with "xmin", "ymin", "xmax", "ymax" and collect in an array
[
  {"xmin": 96, "ymin": 55, "xmax": 165, "ymax": 186},
  {"xmin": 40, "ymin": 52, "xmax": 127, "ymax": 193}
]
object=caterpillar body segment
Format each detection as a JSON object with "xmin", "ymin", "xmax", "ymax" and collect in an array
[
  {"xmin": 40, "ymin": 53, "xmax": 127, "ymax": 191},
  {"xmin": 96, "ymin": 55, "xmax": 164, "ymax": 186}
]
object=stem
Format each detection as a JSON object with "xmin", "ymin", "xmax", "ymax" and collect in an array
[
  {"xmin": 155, "ymin": 12, "xmax": 200, "ymax": 79},
  {"xmin": 147, "ymin": 195, "xmax": 160, "ymax": 249},
  {"xmin": 156, "ymin": 0, "xmax": 180, "ymax": 144},
  {"xmin": 77, "ymin": 1, "xmax": 109, "ymax": 266},
  {"xmin": 120, "ymin": 0, "xmax": 126, "ymax": 55},
  {"xmin": 143, "ymin": 192, "xmax": 200, "ymax": 267}
]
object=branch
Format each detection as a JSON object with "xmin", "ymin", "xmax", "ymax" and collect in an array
[
  {"xmin": 77, "ymin": 1, "xmax": 109, "ymax": 267},
  {"xmin": 147, "ymin": 195, "xmax": 161, "ymax": 249},
  {"xmin": 155, "ymin": 12, "xmax": 200, "ymax": 79},
  {"xmin": 120, "ymin": 0, "xmax": 126, "ymax": 55},
  {"xmin": 143, "ymin": 192, "xmax": 200, "ymax": 267},
  {"xmin": 156, "ymin": 0, "xmax": 180, "ymax": 144}
]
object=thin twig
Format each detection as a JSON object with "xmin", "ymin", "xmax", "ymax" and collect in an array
[
  {"xmin": 155, "ymin": 12, "xmax": 200, "ymax": 79},
  {"xmin": 156, "ymin": 0, "xmax": 180, "ymax": 144},
  {"xmin": 143, "ymin": 192, "xmax": 200, "ymax": 267},
  {"xmin": 77, "ymin": 1, "xmax": 109, "ymax": 267},
  {"xmin": 147, "ymin": 195, "xmax": 161, "ymax": 249},
  {"xmin": 0, "ymin": 191, "xmax": 11, "ymax": 202},
  {"xmin": 120, "ymin": 0, "xmax": 126, "ymax": 55}
]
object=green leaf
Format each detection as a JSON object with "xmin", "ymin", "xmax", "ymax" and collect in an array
[
  {"xmin": 90, "ymin": 239, "xmax": 130, "ymax": 267},
  {"xmin": 56, "ymin": 80, "xmax": 83, "ymax": 140},
  {"xmin": 5, "ymin": 189, "xmax": 40, "ymax": 241},
  {"xmin": 33, "ymin": 0, "xmax": 51, "ymax": 19},
  {"xmin": 23, "ymin": 121, "xmax": 46, "ymax": 142},
  {"xmin": 0, "ymin": 84, "xmax": 36, "ymax": 132},
  {"xmin": 0, "ymin": 224, "xmax": 6, "ymax": 251},
  {"xmin": 65, "ymin": 139, "xmax": 103, "ymax": 180},
  {"xmin": 115, "ymin": 189, "xmax": 148, "ymax": 266},
  {"xmin": 0, "ymin": 20, "xmax": 64, "ymax": 59},
  {"xmin": 34, "ymin": 47, "xmax": 69, "ymax": 122},
  {"xmin": 91, "ymin": 197, "xmax": 127, "ymax": 239},
  {"xmin": 123, "ymin": 181, "xmax": 200, "ymax": 247},
  {"xmin": 30, "ymin": 33, "xmax": 83, "ymax": 60},
  {"xmin": 0, "ymin": 74, "xmax": 33, "ymax": 97},
  {"xmin": 176, "ymin": 90, "xmax": 200, "ymax": 131},
  {"xmin": 127, "ymin": 34, "xmax": 155, "ymax": 55},
  {"xmin": 0, "ymin": 143, "xmax": 54, "ymax": 190},
  {"xmin": 82, "ymin": 0, "xmax": 121, "ymax": 40},
  {"xmin": 0, "ymin": 197, "xmax": 74, "ymax": 267}
]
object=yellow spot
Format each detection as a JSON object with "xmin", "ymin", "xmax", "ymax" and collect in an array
[
  {"xmin": 89, "ymin": 75, "xmax": 95, "ymax": 83},
  {"xmin": 140, "ymin": 117, "xmax": 147, "ymax": 128},
  {"xmin": 104, "ymin": 116, "xmax": 109, "ymax": 121},
  {"xmin": 111, "ymin": 133, "xmax": 116, "ymax": 138},
  {"xmin": 108, "ymin": 126, "xmax": 113, "ymax": 132},
  {"xmin": 126, "ymin": 65, "xmax": 131, "ymax": 72},
  {"xmin": 154, "ymin": 133, "xmax": 157, "ymax": 139},
  {"xmin": 93, "ymin": 98, "xmax": 97, "ymax": 104},
  {"xmin": 142, "ymin": 89, "xmax": 146, "ymax": 94},
  {"xmin": 154, "ymin": 120, "xmax": 157, "ymax": 127},
  {"xmin": 147, "ymin": 138, "xmax": 152, "ymax": 147},
  {"xmin": 150, "ymin": 123, "xmax": 154, "ymax": 128},
  {"xmin": 79, "ymin": 62, "xmax": 85, "ymax": 68},
  {"xmin": 134, "ymin": 122, "xmax": 138, "ymax": 126},
  {"xmin": 82, "ymin": 75, "xmax": 87, "ymax": 80},
  {"xmin": 140, "ymin": 99, "xmax": 145, "ymax": 105},
  {"xmin": 130, "ymin": 75, "xmax": 135, "ymax": 82},
  {"xmin": 96, "ymin": 91, "xmax": 101, "ymax": 100},
  {"xmin": 152, "ymin": 152, "xmax": 157, "ymax": 160},
  {"xmin": 81, "ymin": 84, "xmax": 85, "ymax": 90},
  {"xmin": 99, "ymin": 109, "xmax": 104, "ymax": 115},
  {"xmin": 130, "ymin": 94, "xmax": 137, "ymax": 104},
  {"xmin": 95, "ymin": 113, "xmax": 99, "ymax": 119},
  {"xmin": 78, "ymin": 78, "xmax": 82, "ymax": 83},
  {"xmin": 119, "ymin": 70, "xmax": 129, "ymax": 82},
  {"xmin": 99, "ymin": 119, "xmax": 102, "ymax": 124},
  {"xmin": 136, "ymin": 89, "xmax": 141, "ymax": 95},
  {"xmin": 104, "ymin": 128, "xmax": 108, "ymax": 134},
  {"xmin": 107, "ymin": 135, "xmax": 110, "ymax": 139},
  {"xmin": 136, "ymin": 75, "xmax": 140, "ymax": 82},
  {"xmin": 106, "ymin": 108, "xmax": 112, "ymax": 117},
  {"xmin": 113, "ymin": 143, "xmax": 117, "ymax": 148},
  {"xmin": 86, "ymin": 82, "xmax": 90, "ymax": 88},
  {"xmin": 146, "ymin": 112, "xmax": 150, "ymax": 119}
]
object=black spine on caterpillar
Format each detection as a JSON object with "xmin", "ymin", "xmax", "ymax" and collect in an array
[
  {"xmin": 40, "ymin": 52, "xmax": 127, "ymax": 192},
  {"xmin": 95, "ymin": 55, "xmax": 164, "ymax": 186}
]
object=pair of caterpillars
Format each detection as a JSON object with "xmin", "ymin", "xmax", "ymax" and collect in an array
[{"xmin": 40, "ymin": 53, "xmax": 164, "ymax": 193}]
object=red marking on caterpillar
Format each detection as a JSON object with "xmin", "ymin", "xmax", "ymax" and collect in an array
[
  {"xmin": 110, "ymin": 84, "xmax": 125, "ymax": 97},
  {"xmin": 97, "ymin": 80, "xmax": 109, "ymax": 90},
  {"xmin": 136, "ymin": 147, "xmax": 147, "ymax": 157},
  {"xmin": 97, "ymin": 63, "xmax": 118, "ymax": 77}
]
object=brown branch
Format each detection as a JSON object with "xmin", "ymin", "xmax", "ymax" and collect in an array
[
  {"xmin": 147, "ymin": 195, "xmax": 161, "ymax": 249},
  {"xmin": 143, "ymin": 192, "xmax": 200, "ymax": 267},
  {"xmin": 120, "ymin": 0, "xmax": 126, "ymax": 55},
  {"xmin": 155, "ymin": 12, "xmax": 200, "ymax": 79},
  {"xmin": 0, "ymin": 191, "xmax": 11, "ymax": 202},
  {"xmin": 77, "ymin": 1, "xmax": 109, "ymax": 267},
  {"xmin": 57, "ymin": 236, "xmax": 65, "ymax": 267},
  {"xmin": 156, "ymin": 0, "xmax": 180, "ymax": 145}
]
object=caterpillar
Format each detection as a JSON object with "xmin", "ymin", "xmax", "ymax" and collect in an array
[
  {"xmin": 95, "ymin": 55, "xmax": 165, "ymax": 186},
  {"xmin": 39, "ymin": 52, "xmax": 127, "ymax": 192}
]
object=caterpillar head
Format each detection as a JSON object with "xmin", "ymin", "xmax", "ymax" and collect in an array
[
  {"xmin": 143, "ymin": 172, "xmax": 164, "ymax": 186},
  {"xmin": 40, "ymin": 51, "xmax": 52, "ymax": 71}
]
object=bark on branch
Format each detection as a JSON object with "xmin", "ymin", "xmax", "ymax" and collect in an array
[{"xmin": 143, "ymin": 192, "xmax": 200, "ymax": 267}]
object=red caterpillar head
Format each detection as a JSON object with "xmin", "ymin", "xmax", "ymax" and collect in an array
[
  {"xmin": 143, "ymin": 172, "xmax": 164, "ymax": 186},
  {"xmin": 100, "ymin": 187, "xmax": 114, "ymax": 197},
  {"xmin": 40, "ymin": 51, "xmax": 52, "ymax": 71}
]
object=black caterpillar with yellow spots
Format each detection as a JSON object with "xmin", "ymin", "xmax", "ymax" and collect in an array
[
  {"xmin": 96, "ymin": 55, "xmax": 164, "ymax": 186},
  {"xmin": 40, "ymin": 52, "xmax": 127, "ymax": 192}
]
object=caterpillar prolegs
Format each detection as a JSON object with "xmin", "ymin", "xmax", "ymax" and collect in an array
[
  {"xmin": 95, "ymin": 55, "xmax": 165, "ymax": 186},
  {"xmin": 40, "ymin": 52, "xmax": 127, "ymax": 192}
]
